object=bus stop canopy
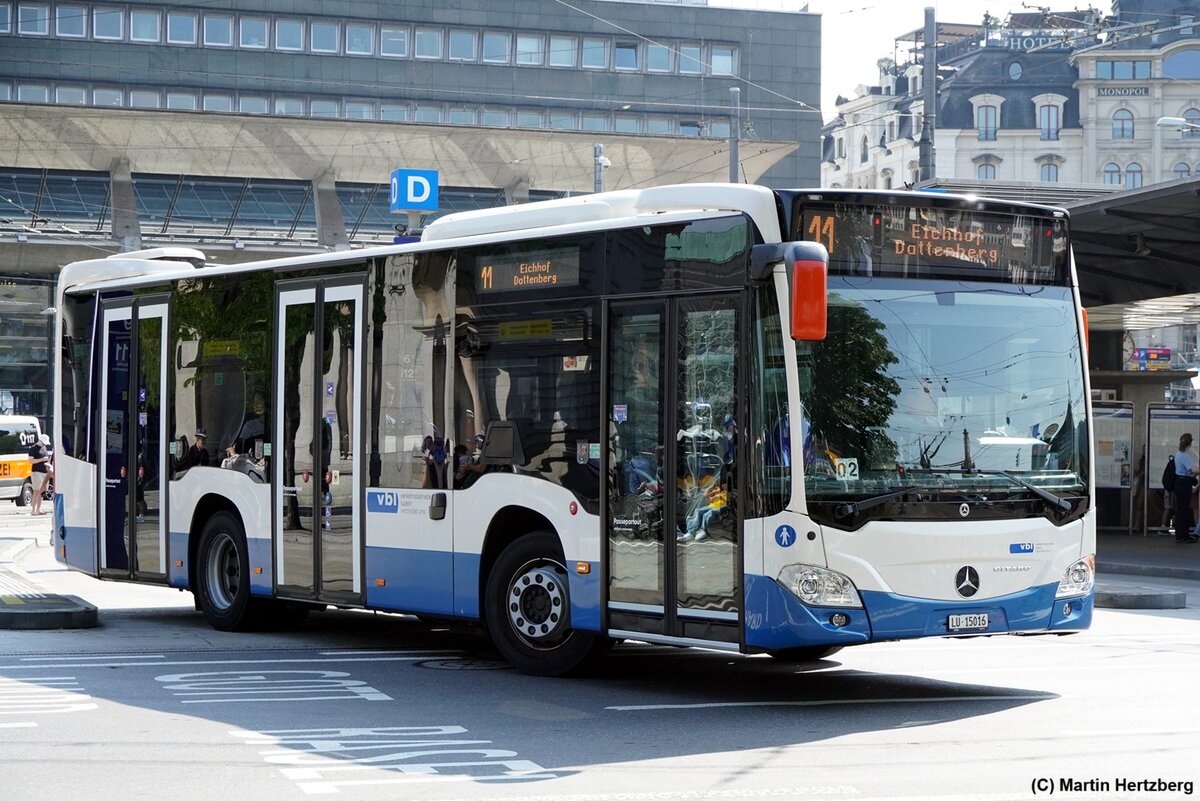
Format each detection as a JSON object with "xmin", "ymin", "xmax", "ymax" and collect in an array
[{"xmin": 1067, "ymin": 176, "xmax": 1200, "ymax": 331}]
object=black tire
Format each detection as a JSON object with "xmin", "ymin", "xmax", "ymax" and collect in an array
[
  {"xmin": 484, "ymin": 531, "xmax": 603, "ymax": 676},
  {"xmin": 16, "ymin": 480, "xmax": 32, "ymax": 507},
  {"xmin": 195, "ymin": 511, "xmax": 258, "ymax": 631},
  {"xmin": 768, "ymin": 645, "xmax": 844, "ymax": 663}
]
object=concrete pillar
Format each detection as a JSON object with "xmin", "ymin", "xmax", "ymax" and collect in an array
[
  {"xmin": 504, "ymin": 178, "xmax": 530, "ymax": 205},
  {"xmin": 312, "ymin": 171, "xmax": 349, "ymax": 250},
  {"xmin": 109, "ymin": 158, "xmax": 142, "ymax": 252}
]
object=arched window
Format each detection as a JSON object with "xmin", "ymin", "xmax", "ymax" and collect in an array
[
  {"xmin": 1125, "ymin": 162, "xmax": 1143, "ymax": 189},
  {"xmin": 1174, "ymin": 162, "xmax": 1192, "ymax": 179},
  {"xmin": 977, "ymin": 105, "xmax": 997, "ymax": 140},
  {"xmin": 1163, "ymin": 49, "xmax": 1200, "ymax": 79},
  {"xmin": 1103, "ymin": 162, "xmax": 1122, "ymax": 184},
  {"xmin": 1186, "ymin": 108, "xmax": 1200, "ymax": 139},
  {"xmin": 1040, "ymin": 163, "xmax": 1059, "ymax": 182},
  {"xmin": 880, "ymin": 169, "xmax": 893, "ymax": 190},
  {"xmin": 977, "ymin": 163, "xmax": 997, "ymax": 180},
  {"xmin": 1039, "ymin": 105, "xmax": 1060, "ymax": 140},
  {"xmin": 861, "ymin": 136, "xmax": 869, "ymax": 162},
  {"xmin": 837, "ymin": 138, "xmax": 845, "ymax": 158},
  {"xmin": 1112, "ymin": 109, "xmax": 1134, "ymax": 139}
]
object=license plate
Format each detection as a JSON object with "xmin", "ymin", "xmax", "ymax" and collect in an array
[{"xmin": 948, "ymin": 613, "xmax": 989, "ymax": 631}]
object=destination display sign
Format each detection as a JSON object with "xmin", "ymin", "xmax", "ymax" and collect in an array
[
  {"xmin": 799, "ymin": 202, "xmax": 1068, "ymax": 283},
  {"xmin": 476, "ymin": 246, "xmax": 581, "ymax": 294}
]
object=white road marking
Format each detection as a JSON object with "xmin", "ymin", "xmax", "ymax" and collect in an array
[
  {"xmin": 0, "ymin": 722, "xmax": 37, "ymax": 728},
  {"xmin": 606, "ymin": 694, "xmax": 1052, "ymax": 711},
  {"xmin": 229, "ymin": 725, "xmax": 559, "ymax": 794},
  {"xmin": 0, "ymin": 654, "xmax": 455, "ymax": 670},
  {"xmin": 0, "ymin": 676, "xmax": 97, "ymax": 714},
  {"xmin": 157, "ymin": 669, "xmax": 392, "ymax": 704},
  {"xmin": 19, "ymin": 654, "xmax": 166, "ymax": 661}
]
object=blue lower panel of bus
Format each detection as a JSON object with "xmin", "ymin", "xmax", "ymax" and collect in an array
[
  {"xmin": 61, "ymin": 524, "xmax": 97, "ymax": 574},
  {"xmin": 744, "ymin": 575, "xmax": 1092, "ymax": 650},
  {"xmin": 744, "ymin": 574, "xmax": 872, "ymax": 650},
  {"xmin": 366, "ymin": 547, "xmax": 457, "ymax": 615},
  {"xmin": 859, "ymin": 582, "xmax": 1092, "ymax": 638},
  {"xmin": 364, "ymin": 547, "xmax": 601, "ymax": 630},
  {"xmin": 247, "ymin": 537, "xmax": 272, "ymax": 595}
]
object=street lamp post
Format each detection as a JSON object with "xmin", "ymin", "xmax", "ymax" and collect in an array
[
  {"xmin": 729, "ymin": 87, "xmax": 740, "ymax": 183},
  {"xmin": 593, "ymin": 143, "xmax": 611, "ymax": 193}
]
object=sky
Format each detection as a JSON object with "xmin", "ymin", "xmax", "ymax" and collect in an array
[{"xmin": 806, "ymin": 0, "xmax": 1035, "ymax": 120}]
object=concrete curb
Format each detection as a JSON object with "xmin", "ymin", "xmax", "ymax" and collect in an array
[
  {"xmin": 0, "ymin": 596, "xmax": 99, "ymax": 630},
  {"xmin": 0, "ymin": 564, "xmax": 99, "ymax": 630},
  {"xmin": 1095, "ymin": 582, "xmax": 1187, "ymax": 610},
  {"xmin": 1098, "ymin": 561, "xmax": 1200, "ymax": 582}
]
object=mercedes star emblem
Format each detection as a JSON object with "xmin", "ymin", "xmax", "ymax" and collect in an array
[
  {"xmin": 955, "ymin": 565, "xmax": 980, "ymax": 598},
  {"xmin": 959, "ymin": 502, "xmax": 970, "ymax": 518}
]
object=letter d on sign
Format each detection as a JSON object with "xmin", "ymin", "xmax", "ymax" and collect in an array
[{"xmin": 390, "ymin": 168, "xmax": 440, "ymax": 212}]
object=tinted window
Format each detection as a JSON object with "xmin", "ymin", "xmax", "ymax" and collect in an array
[
  {"xmin": 605, "ymin": 215, "xmax": 749, "ymax": 294},
  {"xmin": 365, "ymin": 253, "xmax": 452, "ymax": 488},
  {"xmin": 171, "ymin": 274, "xmax": 273, "ymax": 475}
]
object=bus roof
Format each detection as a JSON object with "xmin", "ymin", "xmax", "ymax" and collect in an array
[{"xmin": 58, "ymin": 183, "xmax": 785, "ymax": 293}]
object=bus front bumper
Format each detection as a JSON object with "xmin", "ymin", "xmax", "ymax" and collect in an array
[{"xmin": 744, "ymin": 574, "xmax": 1092, "ymax": 652}]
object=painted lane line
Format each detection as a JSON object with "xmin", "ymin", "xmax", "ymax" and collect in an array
[
  {"xmin": 318, "ymin": 650, "xmax": 461, "ymax": 656},
  {"xmin": 0, "ymin": 655, "xmax": 455, "ymax": 670},
  {"xmin": 0, "ymin": 722, "xmax": 37, "ymax": 728},
  {"xmin": 19, "ymin": 654, "xmax": 166, "ymax": 661},
  {"xmin": 606, "ymin": 694, "xmax": 1052, "ymax": 711}
]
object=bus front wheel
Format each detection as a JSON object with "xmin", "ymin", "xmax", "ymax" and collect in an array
[
  {"xmin": 196, "ymin": 511, "xmax": 257, "ymax": 631},
  {"xmin": 484, "ymin": 531, "xmax": 602, "ymax": 676}
]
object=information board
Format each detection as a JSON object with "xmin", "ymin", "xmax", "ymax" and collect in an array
[
  {"xmin": 476, "ymin": 246, "xmax": 580, "ymax": 294},
  {"xmin": 1146, "ymin": 404, "xmax": 1200, "ymax": 490},
  {"xmin": 1093, "ymin": 402, "xmax": 1133, "ymax": 489}
]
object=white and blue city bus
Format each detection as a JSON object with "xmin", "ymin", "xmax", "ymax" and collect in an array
[{"xmin": 51, "ymin": 184, "xmax": 1094, "ymax": 675}]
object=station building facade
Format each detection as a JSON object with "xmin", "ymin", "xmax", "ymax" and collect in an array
[{"xmin": 0, "ymin": 0, "xmax": 822, "ymax": 426}]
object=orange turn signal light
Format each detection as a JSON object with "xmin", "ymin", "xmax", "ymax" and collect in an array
[{"xmin": 576, "ymin": 562, "xmax": 590, "ymax": 574}]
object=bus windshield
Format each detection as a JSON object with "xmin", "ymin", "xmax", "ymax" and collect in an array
[{"xmin": 796, "ymin": 277, "xmax": 1088, "ymax": 526}]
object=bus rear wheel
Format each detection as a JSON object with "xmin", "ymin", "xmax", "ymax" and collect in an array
[
  {"xmin": 484, "ymin": 531, "xmax": 602, "ymax": 676},
  {"xmin": 196, "ymin": 511, "xmax": 257, "ymax": 631}
]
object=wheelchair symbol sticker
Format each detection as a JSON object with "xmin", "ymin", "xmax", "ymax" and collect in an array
[{"xmin": 775, "ymin": 525, "xmax": 797, "ymax": 547}]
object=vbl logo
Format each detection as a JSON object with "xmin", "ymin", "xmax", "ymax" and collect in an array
[
  {"xmin": 367, "ymin": 491, "xmax": 400, "ymax": 513},
  {"xmin": 1009, "ymin": 542, "xmax": 1035, "ymax": 554}
]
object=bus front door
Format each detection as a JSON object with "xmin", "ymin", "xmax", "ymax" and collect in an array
[
  {"xmin": 274, "ymin": 281, "xmax": 365, "ymax": 607},
  {"xmin": 97, "ymin": 300, "xmax": 169, "ymax": 581},
  {"xmin": 606, "ymin": 295, "xmax": 741, "ymax": 646}
]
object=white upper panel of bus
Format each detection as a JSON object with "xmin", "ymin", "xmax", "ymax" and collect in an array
[{"xmin": 57, "ymin": 183, "xmax": 783, "ymax": 293}]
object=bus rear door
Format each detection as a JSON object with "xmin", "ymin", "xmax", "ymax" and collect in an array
[{"xmin": 96, "ymin": 300, "xmax": 169, "ymax": 580}]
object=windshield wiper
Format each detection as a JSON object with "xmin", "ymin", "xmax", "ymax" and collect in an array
[
  {"xmin": 903, "ymin": 467, "xmax": 1071, "ymax": 512},
  {"xmin": 975, "ymin": 469, "xmax": 1072, "ymax": 512},
  {"xmin": 834, "ymin": 487, "xmax": 919, "ymax": 520}
]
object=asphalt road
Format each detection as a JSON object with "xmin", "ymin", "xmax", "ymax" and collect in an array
[{"xmin": 1, "ymin": 524, "xmax": 1198, "ymax": 801}]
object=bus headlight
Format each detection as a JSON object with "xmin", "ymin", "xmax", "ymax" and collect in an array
[
  {"xmin": 778, "ymin": 564, "xmax": 863, "ymax": 608},
  {"xmin": 1055, "ymin": 555, "xmax": 1095, "ymax": 598}
]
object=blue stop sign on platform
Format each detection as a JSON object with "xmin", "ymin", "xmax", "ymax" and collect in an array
[{"xmin": 390, "ymin": 169, "xmax": 439, "ymax": 212}]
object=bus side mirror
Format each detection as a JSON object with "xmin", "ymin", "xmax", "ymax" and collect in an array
[{"xmin": 791, "ymin": 255, "xmax": 827, "ymax": 342}]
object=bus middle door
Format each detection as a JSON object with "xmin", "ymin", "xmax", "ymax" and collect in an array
[{"xmin": 605, "ymin": 294, "xmax": 741, "ymax": 647}]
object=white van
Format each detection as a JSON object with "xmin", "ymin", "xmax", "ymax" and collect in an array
[{"xmin": 0, "ymin": 415, "xmax": 44, "ymax": 506}]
